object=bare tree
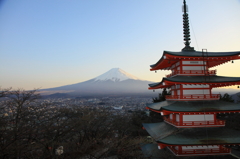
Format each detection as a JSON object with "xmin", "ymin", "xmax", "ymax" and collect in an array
[
  {"xmin": 0, "ymin": 87, "xmax": 11, "ymax": 98},
  {"xmin": 0, "ymin": 88, "xmax": 40, "ymax": 158},
  {"xmin": 0, "ymin": 88, "xmax": 146, "ymax": 159}
]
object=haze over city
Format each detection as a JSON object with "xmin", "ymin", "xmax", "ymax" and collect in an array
[{"xmin": 1, "ymin": 0, "xmax": 240, "ymax": 91}]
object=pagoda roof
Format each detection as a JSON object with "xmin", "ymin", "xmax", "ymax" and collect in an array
[
  {"xmin": 165, "ymin": 51, "xmax": 240, "ymax": 57},
  {"xmin": 231, "ymin": 148, "xmax": 240, "ymax": 159},
  {"xmin": 141, "ymin": 144, "xmax": 173, "ymax": 158},
  {"xmin": 149, "ymin": 75, "xmax": 240, "ymax": 89},
  {"xmin": 146, "ymin": 100, "xmax": 240, "ymax": 113},
  {"xmin": 141, "ymin": 144, "xmax": 236, "ymax": 159},
  {"xmin": 142, "ymin": 122, "xmax": 178, "ymax": 141},
  {"xmin": 143, "ymin": 122, "xmax": 240, "ymax": 145},
  {"xmin": 141, "ymin": 143, "xmax": 235, "ymax": 159},
  {"xmin": 150, "ymin": 51, "xmax": 240, "ymax": 71}
]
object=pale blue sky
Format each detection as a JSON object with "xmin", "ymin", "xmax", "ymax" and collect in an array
[{"xmin": 1, "ymin": 0, "xmax": 240, "ymax": 90}]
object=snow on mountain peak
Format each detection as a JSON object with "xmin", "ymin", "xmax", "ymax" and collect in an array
[{"xmin": 94, "ymin": 68, "xmax": 141, "ymax": 82}]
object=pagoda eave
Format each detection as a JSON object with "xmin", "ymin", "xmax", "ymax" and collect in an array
[
  {"xmin": 168, "ymin": 147, "xmax": 231, "ymax": 157},
  {"xmin": 157, "ymin": 142, "xmax": 240, "ymax": 148},
  {"xmin": 146, "ymin": 101, "xmax": 240, "ymax": 114},
  {"xmin": 141, "ymin": 143, "xmax": 234, "ymax": 158},
  {"xmin": 165, "ymin": 98, "xmax": 219, "ymax": 101},
  {"xmin": 143, "ymin": 122, "xmax": 240, "ymax": 145},
  {"xmin": 150, "ymin": 51, "xmax": 240, "ymax": 71},
  {"xmin": 146, "ymin": 107, "xmax": 240, "ymax": 116},
  {"xmin": 149, "ymin": 77, "xmax": 240, "ymax": 90},
  {"xmin": 164, "ymin": 120, "xmax": 226, "ymax": 128},
  {"xmin": 157, "ymin": 142, "xmax": 239, "ymax": 147}
]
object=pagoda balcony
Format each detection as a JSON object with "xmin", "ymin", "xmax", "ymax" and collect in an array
[
  {"xmin": 166, "ymin": 70, "xmax": 216, "ymax": 77},
  {"xmin": 168, "ymin": 146, "xmax": 230, "ymax": 156},
  {"xmin": 165, "ymin": 94, "xmax": 220, "ymax": 101},
  {"xmin": 164, "ymin": 117, "xmax": 225, "ymax": 127}
]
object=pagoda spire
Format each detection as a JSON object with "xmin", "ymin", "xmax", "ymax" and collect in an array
[{"xmin": 182, "ymin": 0, "xmax": 195, "ymax": 51}]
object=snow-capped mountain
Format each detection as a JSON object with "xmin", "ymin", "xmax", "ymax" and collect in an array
[
  {"xmin": 93, "ymin": 68, "xmax": 141, "ymax": 82},
  {"xmin": 41, "ymin": 68, "xmax": 153, "ymax": 97}
]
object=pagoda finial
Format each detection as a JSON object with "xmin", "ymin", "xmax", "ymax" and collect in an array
[{"xmin": 182, "ymin": 0, "xmax": 195, "ymax": 52}]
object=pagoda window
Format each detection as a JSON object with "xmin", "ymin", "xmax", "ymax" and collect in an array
[
  {"xmin": 164, "ymin": 113, "xmax": 225, "ymax": 127},
  {"xmin": 182, "ymin": 66, "xmax": 206, "ymax": 71},
  {"xmin": 182, "ymin": 85, "xmax": 211, "ymax": 98},
  {"xmin": 182, "ymin": 61, "xmax": 206, "ymax": 65},
  {"xmin": 183, "ymin": 89, "xmax": 210, "ymax": 95},
  {"xmin": 183, "ymin": 84, "xmax": 209, "ymax": 88},
  {"xmin": 169, "ymin": 114, "xmax": 172, "ymax": 119},
  {"xmin": 182, "ymin": 145, "xmax": 219, "ymax": 150},
  {"xmin": 168, "ymin": 145, "xmax": 230, "ymax": 156},
  {"xmin": 176, "ymin": 114, "xmax": 180, "ymax": 122},
  {"xmin": 183, "ymin": 114, "xmax": 214, "ymax": 122},
  {"xmin": 182, "ymin": 114, "xmax": 215, "ymax": 126},
  {"xmin": 177, "ymin": 90, "xmax": 180, "ymax": 95}
]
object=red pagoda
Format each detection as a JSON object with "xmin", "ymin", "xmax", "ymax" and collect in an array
[{"xmin": 142, "ymin": 0, "xmax": 240, "ymax": 158}]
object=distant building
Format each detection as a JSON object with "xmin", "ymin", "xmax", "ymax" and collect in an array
[{"xmin": 112, "ymin": 106, "xmax": 123, "ymax": 110}]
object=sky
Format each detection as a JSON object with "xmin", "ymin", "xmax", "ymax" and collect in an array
[{"xmin": 1, "ymin": 0, "xmax": 240, "ymax": 90}]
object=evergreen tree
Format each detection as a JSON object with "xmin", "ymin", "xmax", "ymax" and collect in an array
[{"xmin": 220, "ymin": 93, "xmax": 234, "ymax": 103}]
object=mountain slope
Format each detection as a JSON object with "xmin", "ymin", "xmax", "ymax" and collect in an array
[
  {"xmin": 41, "ymin": 68, "xmax": 153, "ymax": 96},
  {"xmin": 94, "ymin": 68, "xmax": 141, "ymax": 82}
]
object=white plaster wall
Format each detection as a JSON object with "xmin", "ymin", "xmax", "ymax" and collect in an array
[
  {"xmin": 170, "ymin": 114, "xmax": 173, "ymax": 119},
  {"xmin": 183, "ymin": 114, "xmax": 214, "ymax": 121},
  {"xmin": 182, "ymin": 145, "xmax": 219, "ymax": 150},
  {"xmin": 182, "ymin": 61, "xmax": 205, "ymax": 65},
  {"xmin": 183, "ymin": 84, "xmax": 209, "ymax": 88},
  {"xmin": 176, "ymin": 85, "xmax": 180, "ymax": 89},
  {"xmin": 182, "ymin": 66, "xmax": 206, "ymax": 70},
  {"xmin": 183, "ymin": 89, "xmax": 210, "ymax": 94},
  {"xmin": 176, "ymin": 114, "xmax": 179, "ymax": 122}
]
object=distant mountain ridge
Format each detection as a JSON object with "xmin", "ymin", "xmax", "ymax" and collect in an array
[{"xmin": 40, "ymin": 68, "xmax": 153, "ymax": 97}]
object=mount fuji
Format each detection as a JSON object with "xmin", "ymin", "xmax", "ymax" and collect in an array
[{"xmin": 41, "ymin": 68, "xmax": 153, "ymax": 97}]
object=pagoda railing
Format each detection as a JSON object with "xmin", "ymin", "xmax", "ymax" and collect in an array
[
  {"xmin": 166, "ymin": 70, "xmax": 216, "ymax": 77},
  {"xmin": 165, "ymin": 94, "xmax": 220, "ymax": 101},
  {"xmin": 169, "ymin": 146, "xmax": 230, "ymax": 156},
  {"xmin": 164, "ymin": 118, "xmax": 225, "ymax": 127},
  {"xmin": 182, "ymin": 120, "xmax": 225, "ymax": 126}
]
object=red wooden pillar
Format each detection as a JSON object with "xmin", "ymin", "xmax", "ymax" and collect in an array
[
  {"xmin": 214, "ymin": 113, "xmax": 217, "ymax": 125},
  {"xmin": 179, "ymin": 114, "xmax": 183, "ymax": 126},
  {"xmin": 172, "ymin": 113, "xmax": 176, "ymax": 124},
  {"xmin": 180, "ymin": 85, "xmax": 183, "ymax": 99},
  {"xmin": 210, "ymin": 85, "xmax": 213, "ymax": 97},
  {"xmin": 172, "ymin": 114, "xmax": 176, "ymax": 121},
  {"xmin": 180, "ymin": 60, "xmax": 183, "ymax": 74},
  {"xmin": 158, "ymin": 143, "xmax": 167, "ymax": 149},
  {"xmin": 178, "ymin": 146, "xmax": 182, "ymax": 155}
]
